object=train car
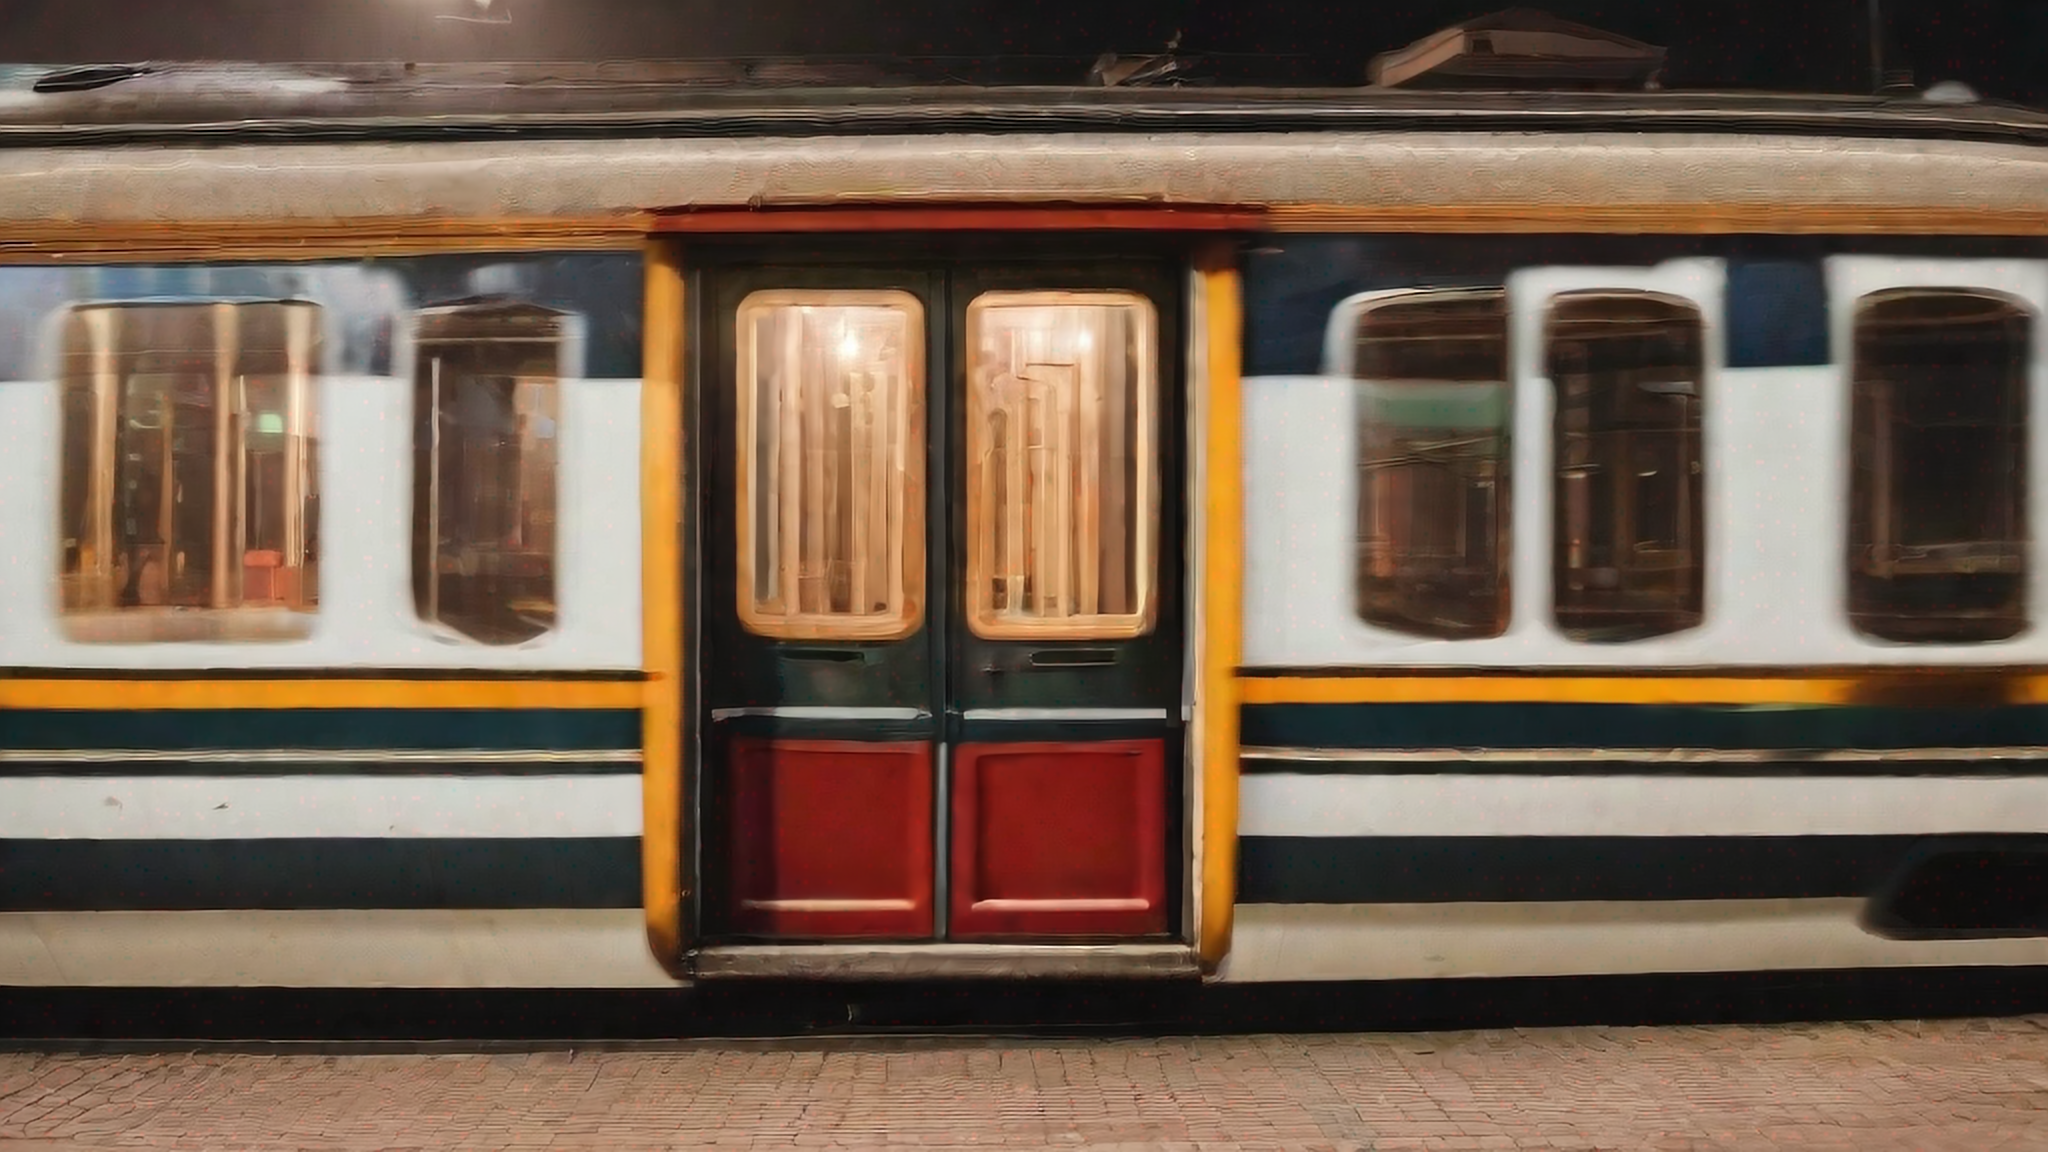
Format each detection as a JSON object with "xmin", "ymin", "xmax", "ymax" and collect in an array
[{"xmin": 1, "ymin": 61, "xmax": 2047, "ymax": 992}]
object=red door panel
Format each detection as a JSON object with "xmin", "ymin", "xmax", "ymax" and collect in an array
[
  {"xmin": 948, "ymin": 739, "xmax": 1168, "ymax": 938},
  {"xmin": 723, "ymin": 738, "xmax": 934, "ymax": 938}
]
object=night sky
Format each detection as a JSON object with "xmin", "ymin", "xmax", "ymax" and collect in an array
[{"xmin": 6, "ymin": 0, "xmax": 2048, "ymax": 106}]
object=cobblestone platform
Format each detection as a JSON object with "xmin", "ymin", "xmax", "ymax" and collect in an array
[{"xmin": 3, "ymin": 1016, "xmax": 2047, "ymax": 1150}]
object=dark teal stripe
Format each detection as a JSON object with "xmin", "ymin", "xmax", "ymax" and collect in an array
[
  {"xmin": 0, "ymin": 709, "xmax": 641, "ymax": 752},
  {"xmin": 1241, "ymin": 702, "xmax": 2046, "ymax": 752}
]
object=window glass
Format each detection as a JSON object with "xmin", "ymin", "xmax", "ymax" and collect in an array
[
  {"xmin": 735, "ymin": 290, "xmax": 926, "ymax": 640},
  {"xmin": 965, "ymin": 290, "xmax": 1159, "ymax": 640},
  {"xmin": 1547, "ymin": 290, "xmax": 1706, "ymax": 642},
  {"xmin": 412, "ymin": 301, "xmax": 564, "ymax": 646},
  {"xmin": 57, "ymin": 301, "xmax": 321, "ymax": 643},
  {"xmin": 1848, "ymin": 288, "xmax": 2030, "ymax": 643},
  {"xmin": 1351, "ymin": 289, "xmax": 1510, "ymax": 639}
]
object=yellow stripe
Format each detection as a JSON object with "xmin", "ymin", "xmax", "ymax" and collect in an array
[
  {"xmin": 1974, "ymin": 677, "xmax": 2048, "ymax": 706},
  {"xmin": 0, "ymin": 679, "xmax": 643, "ymax": 710},
  {"xmin": 639, "ymin": 238, "xmax": 688, "ymax": 975},
  {"xmin": 0, "ymin": 216, "xmax": 651, "ymax": 262},
  {"xmin": 1197, "ymin": 252, "xmax": 1244, "ymax": 975},
  {"xmin": 1240, "ymin": 676, "xmax": 1867, "ymax": 707}
]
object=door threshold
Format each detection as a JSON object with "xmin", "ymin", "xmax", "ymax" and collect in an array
[{"xmin": 689, "ymin": 942, "xmax": 1199, "ymax": 981}]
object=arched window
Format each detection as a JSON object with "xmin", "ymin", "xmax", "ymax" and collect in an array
[
  {"xmin": 1349, "ymin": 289, "xmax": 1511, "ymax": 639},
  {"xmin": 58, "ymin": 300, "xmax": 321, "ymax": 643},
  {"xmin": 1848, "ymin": 289, "xmax": 2030, "ymax": 643},
  {"xmin": 411, "ymin": 300, "xmax": 567, "ymax": 646},
  {"xmin": 1546, "ymin": 290, "xmax": 1706, "ymax": 642}
]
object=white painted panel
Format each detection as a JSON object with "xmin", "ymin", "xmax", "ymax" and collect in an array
[
  {"xmin": 1241, "ymin": 374, "xmax": 1355, "ymax": 666},
  {"xmin": 0, "ymin": 774, "xmax": 642, "ymax": 839},
  {"xmin": 1239, "ymin": 772, "xmax": 2048, "ymax": 838},
  {"xmin": 0, "ymin": 909, "xmax": 680, "ymax": 987},
  {"xmin": 1219, "ymin": 899, "xmax": 2048, "ymax": 982},
  {"xmin": 0, "ymin": 374, "xmax": 642, "ymax": 670}
]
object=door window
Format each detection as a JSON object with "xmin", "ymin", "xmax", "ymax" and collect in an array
[
  {"xmin": 733, "ymin": 290, "xmax": 927, "ymax": 641},
  {"xmin": 964, "ymin": 290, "xmax": 1159, "ymax": 640}
]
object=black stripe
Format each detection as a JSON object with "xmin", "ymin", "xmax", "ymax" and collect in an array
[
  {"xmin": 0, "ymin": 709, "xmax": 641, "ymax": 752},
  {"xmin": 1241, "ymin": 755, "xmax": 2048, "ymax": 778},
  {"xmin": 711, "ymin": 716, "xmax": 935, "ymax": 743},
  {"xmin": 0, "ymin": 838, "xmax": 641, "ymax": 910},
  {"xmin": 956, "ymin": 719, "xmax": 1174, "ymax": 744},
  {"xmin": 1241, "ymin": 702, "xmax": 2048, "ymax": 752},
  {"xmin": 0, "ymin": 759, "xmax": 643, "ymax": 778},
  {"xmin": 1235, "ymin": 833, "xmax": 2048, "ymax": 904}
]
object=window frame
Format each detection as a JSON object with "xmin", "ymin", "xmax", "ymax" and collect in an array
[
  {"xmin": 409, "ymin": 298, "xmax": 572, "ymax": 648},
  {"xmin": 962, "ymin": 288, "xmax": 1161, "ymax": 642},
  {"xmin": 1845, "ymin": 285, "xmax": 2032, "ymax": 644},
  {"xmin": 1543, "ymin": 286, "xmax": 1709, "ymax": 644},
  {"xmin": 732, "ymin": 288, "xmax": 929, "ymax": 643},
  {"xmin": 56, "ymin": 297, "xmax": 323, "ymax": 645},
  {"xmin": 1340, "ymin": 286, "xmax": 1514, "ymax": 641}
]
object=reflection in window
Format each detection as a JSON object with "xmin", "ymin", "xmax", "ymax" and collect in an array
[
  {"xmin": 412, "ymin": 301, "xmax": 566, "ymax": 646},
  {"xmin": 1848, "ymin": 289, "xmax": 2030, "ymax": 643},
  {"xmin": 966, "ymin": 290, "xmax": 1158, "ymax": 640},
  {"xmin": 1548, "ymin": 291, "xmax": 1705, "ymax": 642},
  {"xmin": 58, "ymin": 301, "xmax": 321, "ymax": 643},
  {"xmin": 735, "ymin": 291, "xmax": 925, "ymax": 640},
  {"xmin": 1351, "ymin": 289, "xmax": 1510, "ymax": 639}
]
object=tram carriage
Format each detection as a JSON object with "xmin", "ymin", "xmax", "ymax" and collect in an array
[{"xmin": 2, "ymin": 60, "xmax": 2048, "ymax": 991}]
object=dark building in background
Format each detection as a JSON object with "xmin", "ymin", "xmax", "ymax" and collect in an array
[{"xmin": 3, "ymin": 0, "xmax": 2045, "ymax": 107}]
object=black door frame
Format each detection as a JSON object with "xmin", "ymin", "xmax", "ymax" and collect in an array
[{"xmin": 683, "ymin": 234, "xmax": 1192, "ymax": 946}]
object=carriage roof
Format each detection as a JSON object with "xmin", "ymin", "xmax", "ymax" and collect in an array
[{"xmin": 3, "ymin": 60, "xmax": 2047, "ymax": 149}]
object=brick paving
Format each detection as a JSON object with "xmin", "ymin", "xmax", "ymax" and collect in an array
[{"xmin": 1, "ymin": 1017, "xmax": 2047, "ymax": 1150}]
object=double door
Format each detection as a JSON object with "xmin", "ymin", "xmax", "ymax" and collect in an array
[{"xmin": 697, "ymin": 251, "xmax": 1184, "ymax": 943}]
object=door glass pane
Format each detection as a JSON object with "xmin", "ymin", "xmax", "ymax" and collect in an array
[
  {"xmin": 1848, "ymin": 288, "xmax": 2030, "ymax": 643},
  {"xmin": 965, "ymin": 290, "xmax": 1158, "ymax": 640},
  {"xmin": 1350, "ymin": 289, "xmax": 1511, "ymax": 640},
  {"xmin": 735, "ymin": 290, "xmax": 926, "ymax": 641},
  {"xmin": 1547, "ymin": 290, "xmax": 1706, "ymax": 643}
]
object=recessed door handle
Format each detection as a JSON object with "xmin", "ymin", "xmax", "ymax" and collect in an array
[
  {"xmin": 1028, "ymin": 648, "xmax": 1119, "ymax": 668},
  {"xmin": 780, "ymin": 648, "xmax": 867, "ymax": 664}
]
